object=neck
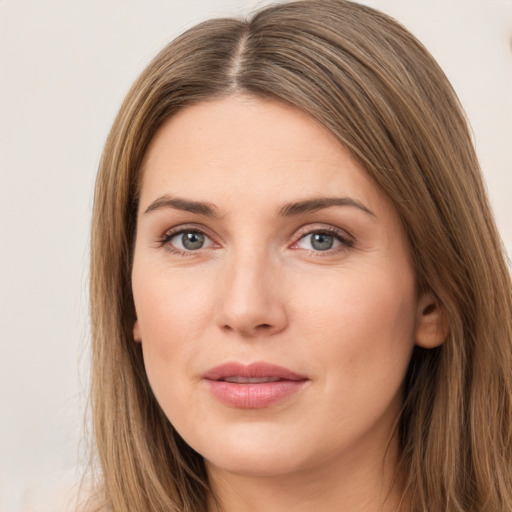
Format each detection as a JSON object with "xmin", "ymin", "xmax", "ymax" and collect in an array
[{"xmin": 206, "ymin": 438, "xmax": 406, "ymax": 512}]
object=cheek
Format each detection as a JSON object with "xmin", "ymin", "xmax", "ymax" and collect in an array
[
  {"xmin": 294, "ymin": 266, "xmax": 417, "ymax": 382},
  {"xmin": 133, "ymin": 263, "xmax": 214, "ymax": 346},
  {"xmin": 131, "ymin": 265, "xmax": 215, "ymax": 407},
  {"xmin": 133, "ymin": 293, "xmax": 207, "ymax": 431}
]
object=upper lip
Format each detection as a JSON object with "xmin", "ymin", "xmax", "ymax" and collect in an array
[{"xmin": 203, "ymin": 362, "xmax": 308, "ymax": 382}]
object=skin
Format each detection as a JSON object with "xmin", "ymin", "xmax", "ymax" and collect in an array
[{"xmin": 132, "ymin": 95, "xmax": 445, "ymax": 512}]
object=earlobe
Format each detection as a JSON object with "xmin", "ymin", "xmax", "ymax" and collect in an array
[
  {"xmin": 414, "ymin": 291, "xmax": 449, "ymax": 349},
  {"xmin": 133, "ymin": 319, "xmax": 142, "ymax": 343}
]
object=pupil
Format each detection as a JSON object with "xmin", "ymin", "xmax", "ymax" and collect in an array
[
  {"xmin": 182, "ymin": 232, "xmax": 204, "ymax": 250},
  {"xmin": 311, "ymin": 233, "xmax": 333, "ymax": 251}
]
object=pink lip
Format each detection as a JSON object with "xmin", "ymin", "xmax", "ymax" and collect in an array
[{"xmin": 203, "ymin": 362, "xmax": 308, "ymax": 409}]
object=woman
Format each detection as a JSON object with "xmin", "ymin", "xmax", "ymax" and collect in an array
[{"xmin": 88, "ymin": 1, "xmax": 512, "ymax": 511}]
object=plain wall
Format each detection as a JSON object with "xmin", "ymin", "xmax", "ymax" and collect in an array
[{"xmin": 0, "ymin": 1, "xmax": 510, "ymax": 510}]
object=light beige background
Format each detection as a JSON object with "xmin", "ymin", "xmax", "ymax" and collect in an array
[{"xmin": 0, "ymin": 1, "xmax": 510, "ymax": 511}]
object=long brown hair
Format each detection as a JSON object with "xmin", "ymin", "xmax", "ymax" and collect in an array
[{"xmin": 89, "ymin": 1, "xmax": 512, "ymax": 510}]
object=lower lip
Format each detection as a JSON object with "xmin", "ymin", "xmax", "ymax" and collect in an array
[{"xmin": 205, "ymin": 380, "xmax": 307, "ymax": 408}]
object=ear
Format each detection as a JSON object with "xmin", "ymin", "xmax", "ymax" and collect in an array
[
  {"xmin": 133, "ymin": 319, "xmax": 142, "ymax": 343},
  {"xmin": 414, "ymin": 291, "xmax": 449, "ymax": 349}
]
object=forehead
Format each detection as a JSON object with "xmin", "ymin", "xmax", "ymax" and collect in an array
[{"xmin": 139, "ymin": 95, "xmax": 386, "ymax": 215}]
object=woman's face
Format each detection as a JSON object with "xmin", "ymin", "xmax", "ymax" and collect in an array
[{"xmin": 132, "ymin": 95, "xmax": 437, "ymax": 479}]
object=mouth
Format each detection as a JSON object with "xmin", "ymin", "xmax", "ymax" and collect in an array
[
  {"xmin": 203, "ymin": 362, "xmax": 309, "ymax": 409},
  {"xmin": 221, "ymin": 376, "xmax": 283, "ymax": 383}
]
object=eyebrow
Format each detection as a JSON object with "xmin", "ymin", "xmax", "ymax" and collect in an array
[
  {"xmin": 143, "ymin": 194, "xmax": 375, "ymax": 218},
  {"xmin": 144, "ymin": 195, "xmax": 220, "ymax": 217},
  {"xmin": 278, "ymin": 197, "xmax": 375, "ymax": 217}
]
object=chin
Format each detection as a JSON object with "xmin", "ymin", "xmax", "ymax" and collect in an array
[
  {"xmin": 190, "ymin": 423, "xmax": 312, "ymax": 478},
  {"xmin": 205, "ymin": 450, "xmax": 306, "ymax": 479}
]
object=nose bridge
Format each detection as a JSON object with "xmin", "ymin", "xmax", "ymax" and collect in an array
[{"xmin": 217, "ymin": 241, "xmax": 287, "ymax": 336}]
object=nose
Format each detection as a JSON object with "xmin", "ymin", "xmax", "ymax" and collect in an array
[{"xmin": 215, "ymin": 250, "xmax": 288, "ymax": 338}]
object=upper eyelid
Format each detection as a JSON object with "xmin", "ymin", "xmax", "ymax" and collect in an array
[
  {"xmin": 161, "ymin": 223, "xmax": 216, "ymax": 240},
  {"xmin": 293, "ymin": 224, "xmax": 354, "ymax": 242}
]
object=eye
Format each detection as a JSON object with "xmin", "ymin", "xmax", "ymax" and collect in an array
[
  {"xmin": 164, "ymin": 229, "xmax": 213, "ymax": 252},
  {"xmin": 294, "ymin": 228, "xmax": 353, "ymax": 252}
]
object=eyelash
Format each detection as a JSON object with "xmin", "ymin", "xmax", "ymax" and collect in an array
[
  {"xmin": 292, "ymin": 226, "xmax": 354, "ymax": 254},
  {"xmin": 158, "ymin": 225, "xmax": 215, "ymax": 256},
  {"xmin": 158, "ymin": 224, "xmax": 354, "ymax": 256}
]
